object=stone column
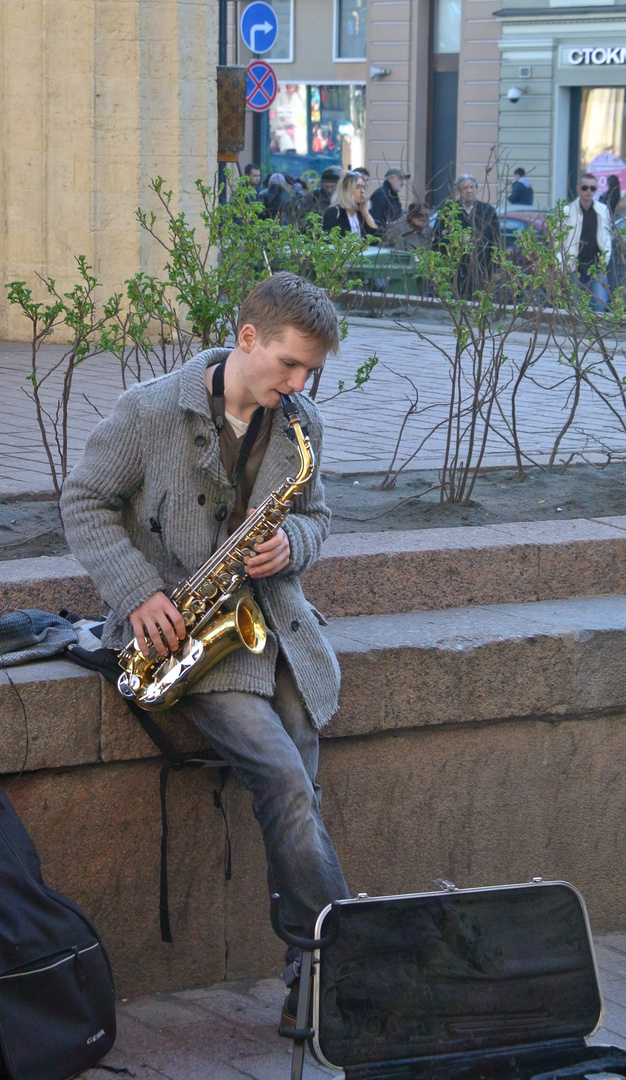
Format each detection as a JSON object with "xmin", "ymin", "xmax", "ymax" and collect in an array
[{"xmin": 0, "ymin": 0, "xmax": 218, "ymax": 340}]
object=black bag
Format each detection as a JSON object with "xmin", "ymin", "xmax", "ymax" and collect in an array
[{"xmin": 0, "ymin": 785, "xmax": 116, "ymax": 1080}]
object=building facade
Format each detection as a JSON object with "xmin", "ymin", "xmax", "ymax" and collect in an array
[
  {"xmin": 234, "ymin": 0, "xmax": 502, "ymax": 202},
  {"xmin": 498, "ymin": 0, "xmax": 626, "ymax": 206}
]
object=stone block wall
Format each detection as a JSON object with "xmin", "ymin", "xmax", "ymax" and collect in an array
[
  {"xmin": 4, "ymin": 610, "xmax": 626, "ymax": 997},
  {"xmin": 3, "ymin": 531, "xmax": 626, "ymax": 997}
]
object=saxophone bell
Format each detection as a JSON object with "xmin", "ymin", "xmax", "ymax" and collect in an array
[{"xmin": 118, "ymin": 596, "xmax": 267, "ymax": 712}]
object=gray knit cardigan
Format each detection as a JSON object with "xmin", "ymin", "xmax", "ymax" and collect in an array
[{"xmin": 60, "ymin": 349, "xmax": 341, "ymax": 729}]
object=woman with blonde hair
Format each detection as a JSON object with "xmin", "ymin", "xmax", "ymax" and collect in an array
[{"xmin": 322, "ymin": 171, "xmax": 379, "ymax": 238}]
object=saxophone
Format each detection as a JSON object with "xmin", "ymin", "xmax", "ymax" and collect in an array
[{"xmin": 117, "ymin": 394, "xmax": 314, "ymax": 712}]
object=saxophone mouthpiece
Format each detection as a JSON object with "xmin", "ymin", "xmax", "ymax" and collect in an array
[{"xmin": 280, "ymin": 393, "xmax": 299, "ymax": 424}]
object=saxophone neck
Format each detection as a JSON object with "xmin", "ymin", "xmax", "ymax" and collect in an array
[{"xmin": 280, "ymin": 393, "xmax": 315, "ymax": 488}]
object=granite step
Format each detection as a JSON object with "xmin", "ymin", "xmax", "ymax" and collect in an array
[
  {"xmin": 2, "ymin": 516, "xmax": 626, "ymax": 619},
  {"xmin": 3, "ymin": 591, "xmax": 626, "ymax": 775}
]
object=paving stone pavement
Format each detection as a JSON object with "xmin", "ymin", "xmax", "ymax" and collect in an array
[
  {"xmin": 2, "ymin": 318, "xmax": 626, "ymax": 497},
  {"xmin": 81, "ymin": 931, "xmax": 626, "ymax": 1079}
]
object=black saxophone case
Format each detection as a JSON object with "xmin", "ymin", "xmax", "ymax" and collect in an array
[{"xmin": 309, "ymin": 880, "xmax": 626, "ymax": 1079}]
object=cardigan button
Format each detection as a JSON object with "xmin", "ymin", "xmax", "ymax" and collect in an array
[
  {"xmin": 194, "ymin": 434, "xmax": 206, "ymax": 447},
  {"xmin": 291, "ymin": 619, "xmax": 300, "ymax": 631},
  {"xmin": 198, "ymin": 494, "xmax": 206, "ymax": 506}
]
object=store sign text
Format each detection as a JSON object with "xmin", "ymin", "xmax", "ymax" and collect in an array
[{"xmin": 568, "ymin": 46, "xmax": 626, "ymax": 65}]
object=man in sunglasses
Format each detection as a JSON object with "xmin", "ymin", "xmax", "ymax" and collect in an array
[{"xmin": 561, "ymin": 172, "xmax": 612, "ymax": 312}]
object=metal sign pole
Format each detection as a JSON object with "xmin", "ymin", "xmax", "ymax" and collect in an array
[{"xmin": 218, "ymin": 0, "xmax": 228, "ymax": 202}]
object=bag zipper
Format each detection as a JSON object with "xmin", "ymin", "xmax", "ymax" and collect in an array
[{"xmin": 0, "ymin": 941, "xmax": 98, "ymax": 982}]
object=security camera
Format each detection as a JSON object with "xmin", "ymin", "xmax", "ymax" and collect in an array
[{"xmin": 507, "ymin": 86, "xmax": 527, "ymax": 103}]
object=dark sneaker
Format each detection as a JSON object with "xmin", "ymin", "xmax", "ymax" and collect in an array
[{"xmin": 280, "ymin": 986, "xmax": 299, "ymax": 1030}]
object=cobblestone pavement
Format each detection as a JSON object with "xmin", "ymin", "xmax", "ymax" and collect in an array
[
  {"xmin": 2, "ymin": 318, "xmax": 626, "ymax": 497},
  {"xmin": 86, "ymin": 931, "xmax": 626, "ymax": 1079}
]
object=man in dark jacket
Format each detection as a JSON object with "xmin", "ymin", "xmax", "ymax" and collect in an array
[
  {"xmin": 261, "ymin": 173, "xmax": 294, "ymax": 223},
  {"xmin": 299, "ymin": 165, "xmax": 342, "ymax": 220},
  {"xmin": 370, "ymin": 167, "xmax": 409, "ymax": 231},
  {"xmin": 509, "ymin": 167, "xmax": 534, "ymax": 206},
  {"xmin": 433, "ymin": 174, "xmax": 500, "ymax": 298}
]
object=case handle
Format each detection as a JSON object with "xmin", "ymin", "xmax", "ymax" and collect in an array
[{"xmin": 270, "ymin": 893, "xmax": 341, "ymax": 950}]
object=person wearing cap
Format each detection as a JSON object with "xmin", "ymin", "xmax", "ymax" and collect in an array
[
  {"xmin": 262, "ymin": 173, "xmax": 295, "ymax": 224},
  {"xmin": 298, "ymin": 166, "xmax": 343, "ymax": 221},
  {"xmin": 370, "ymin": 168, "xmax": 409, "ymax": 232}
]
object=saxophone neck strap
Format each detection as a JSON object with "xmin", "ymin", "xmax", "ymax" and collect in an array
[
  {"xmin": 211, "ymin": 358, "xmax": 265, "ymax": 489},
  {"xmin": 211, "ymin": 359, "xmax": 227, "ymax": 431}
]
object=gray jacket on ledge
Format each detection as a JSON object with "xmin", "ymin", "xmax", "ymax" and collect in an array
[{"xmin": 60, "ymin": 349, "xmax": 341, "ymax": 730}]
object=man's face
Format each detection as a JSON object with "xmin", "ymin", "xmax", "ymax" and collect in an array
[
  {"xmin": 248, "ymin": 168, "xmax": 261, "ymax": 187},
  {"xmin": 387, "ymin": 174, "xmax": 404, "ymax": 194},
  {"xmin": 239, "ymin": 325, "xmax": 327, "ymax": 409},
  {"xmin": 459, "ymin": 179, "xmax": 476, "ymax": 205},
  {"xmin": 577, "ymin": 177, "xmax": 597, "ymax": 210},
  {"xmin": 322, "ymin": 180, "xmax": 338, "ymax": 196}
]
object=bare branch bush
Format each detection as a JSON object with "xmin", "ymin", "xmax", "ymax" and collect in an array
[
  {"xmin": 5, "ymin": 258, "xmax": 113, "ymax": 497},
  {"xmin": 380, "ymin": 195, "xmax": 548, "ymax": 501},
  {"xmin": 6, "ymin": 175, "xmax": 378, "ymax": 495}
]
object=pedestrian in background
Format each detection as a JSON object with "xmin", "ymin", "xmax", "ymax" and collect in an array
[
  {"xmin": 322, "ymin": 171, "xmax": 379, "ymax": 239},
  {"xmin": 370, "ymin": 167, "xmax": 409, "ymax": 231},
  {"xmin": 243, "ymin": 163, "xmax": 262, "ymax": 193},
  {"xmin": 509, "ymin": 168, "xmax": 534, "ymax": 206},
  {"xmin": 262, "ymin": 173, "xmax": 294, "ymax": 224},
  {"xmin": 299, "ymin": 166, "xmax": 342, "ymax": 220},
  {"xmin": 385, "ymin": 201, "xmax": 433, "ymax": 251},
  {"xmin": 433, "ymin": 174, "xmax": 499, "ymax": 298},
  {"xmin": 600, "ymin": 174, "xmax": 621, "ymax": 218},
  {"xmin": 561, "ymin": 172, "xmax": 611, "ymax": 313}
]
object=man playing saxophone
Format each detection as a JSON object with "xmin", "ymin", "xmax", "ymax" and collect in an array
[{"xmin": 60, "ymin": 272, "xmax": 349, "ymax": 1026}]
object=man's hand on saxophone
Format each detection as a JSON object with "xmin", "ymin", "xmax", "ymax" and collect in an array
[
  {"xmin": 130, "ymin": 591, "xmax": 187, "ymax": 658},
  {"xmin": 245, "ymin": 513, "xmax": 290, "ymax": 579}
]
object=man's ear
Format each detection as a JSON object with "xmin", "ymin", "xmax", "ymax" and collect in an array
[{"xmin": 238, "ymin": 323, "xmax": 258, "ymax": 353}]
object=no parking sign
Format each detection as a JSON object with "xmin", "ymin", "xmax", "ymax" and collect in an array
[{"xmin": 246, "ymin": 60, "xmax": 277, "ymax": 112}]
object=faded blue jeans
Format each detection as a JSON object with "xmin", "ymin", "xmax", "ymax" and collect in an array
[
  {"xmin": 577, "ymin": 268, "xmax": 610, "ymax": 313},
  {"xmin": 178, "ymin": 658, "xmax": 349, "ymax": 954}
]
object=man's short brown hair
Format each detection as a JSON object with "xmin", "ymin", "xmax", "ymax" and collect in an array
[{"xmin": 238, "ymin": 272, "xmax": 340, "ymax": 355}]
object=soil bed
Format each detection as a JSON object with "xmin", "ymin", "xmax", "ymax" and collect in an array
[{"xmin": 1, "ymin": 462, "xmax": 626, "ymax": 562}]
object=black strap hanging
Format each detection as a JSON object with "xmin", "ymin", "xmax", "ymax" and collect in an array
[
  {"xmin": 211, "ymin": 360, "xmax": 265, "ymax": 487},
  {"xmin": 65, "ymin": 643, "xmax": 231, "ymax": 944}
]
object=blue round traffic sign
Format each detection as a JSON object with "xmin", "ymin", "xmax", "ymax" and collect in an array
[
  {"xmin": 240, "ymin": 2, "xmax": 278, "ymax": 55},
  {"xmin": 246, "ymin": 61, "xmax": 277, "ymax": 112}
]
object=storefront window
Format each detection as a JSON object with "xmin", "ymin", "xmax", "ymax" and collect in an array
[
  {"xmin": 336, "ymin": 0, "xmax": 368, "ymax": 60},
  {"xmin": 578, "ymin": 87, "xmax": 626, "ymax": 197},
  {"xmin": 268, "ymin": 83, "xmax": 366, "ymax": 178}
]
